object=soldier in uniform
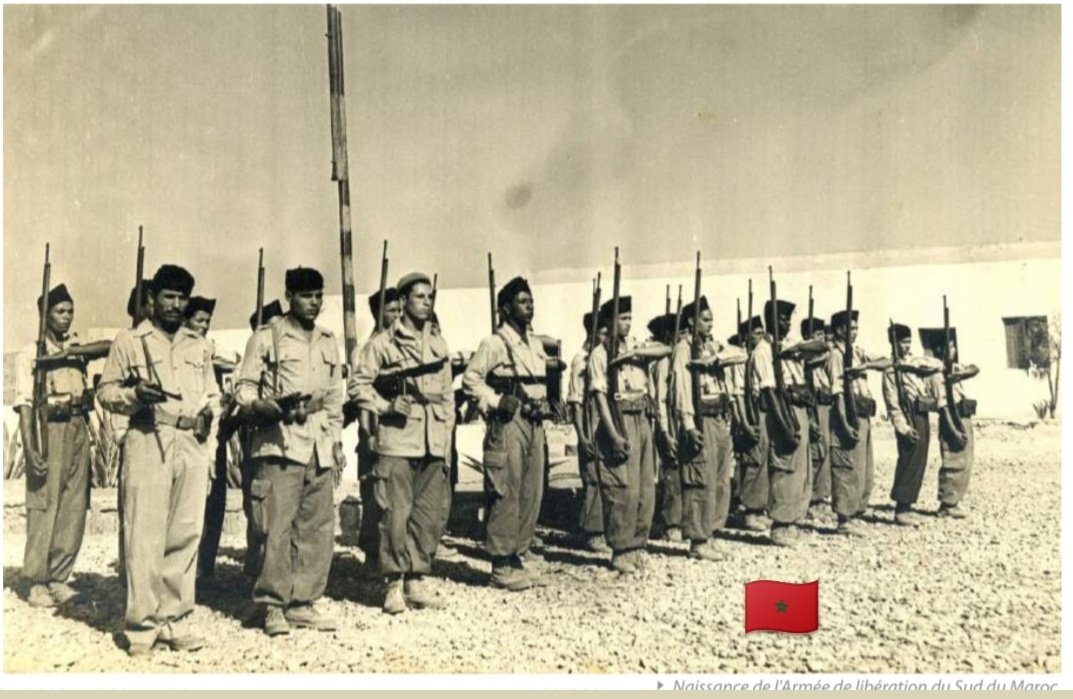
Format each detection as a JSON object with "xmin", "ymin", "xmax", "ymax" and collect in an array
[
  {"xmin": 351, "ymin": 272, "xmax": 455, "ymax": 612},
  {"xmin": 182, "ymin": 296, "xmax": 216, "ymax": 337},
  {"xmin": 802, "ymin": 318, "xmax": 833, "ymax": 519},
  {"xmin": 670, "ymin": 296, "xmax": 745, "ymax": 560},
  {"xmin": 921, "ymin": 328, "xmax": 977, "ymax": 519},
  {"xmin": 648, "ymin": 313, "xmax": 682, "ymax": 544},
  {"xmin": 825, "ymin": 310, "xmax": 890, "ymax": 535},
  {"xmin": 15, "ymin": 284, "xmax": 104, "ymax": 608},
  {"xmin": 737, "ymin": 315, "xmax": 770, "ymax": 533},
  {"xmin": 356, "ymin": 287, "xmax": 401, "ymax": 570},
  {"xmin": 754, "ymin": 300, "xmax": 813, "ymax": 547},
  {"xmin": 98, "ymin": 264, "xmax": 219, "ymax": 656},
  {"xmin": 588, "ymin": 296, "xmax": 669, "ymax": 574},
  {"xmin": 881, "ymin": 323, "xmax": 945, "ymax": 526},
  {"xmin": 463, "ymin": 277, "xmax": 550, "ymax": 591},
  {"xmin": 234, "ymin": 268, "xmax": 345, "ymax": 635},
  {"xmin": 567, "ymin": 311, "xmax": 610, "ymax": 553}
]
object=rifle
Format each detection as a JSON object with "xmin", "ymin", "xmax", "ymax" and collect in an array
[
  {"xmin": 665, "ymin": 284, "xmax": 671, "ymax": 317},
  {"xmin": 606, "ymin": 247, "xmax": 626, "ymax": 435},
  {"xmin": 487, "ymin": 253, "xmax": 497, "ymax": 332},
  {"xmin": 803, "ymin": 285, "xmax": 822, "ymax": 424},
  {"xmin": 666, "ymin": 284, "xmax": 683, "ymax": 442},
  {"xmin": 31, "ymin": 244, "xmax": 51, "ymax": 460},
  {"xmin": 742, "ymin": 280, "xmax": 760, "ymax": 428},
  {"xmin": 689, "ymin": 252, "xmax": 704, "ymax": 436},
  {"xmin": 326, "ymin": 5, "xmax": 359, "ymax": 369},
  {"xmin": 672, "ymin": 285, "xmax": 683, "ymax": 345},
  {"xmin": 430, "ymin": 272, "xmax": 438, "ymax": 319},
  {"xmin": 255, "ymin": 247, "xmax": 265, "ymax": 328},
  {"xmin": 843, "ymin": 271, "xmax": 860, "ymax": 441},
  {"xmin": 768, "ymin": 266, "xmax": 801, "ymax": 435},
  {"xmin": 376, "ymin": 240, "xmax": 389, "ymax": 332},
  {"xmin": 889, "ymin": 319, "xmax": 913, "ymax": 420},
  {"xmin": 943, "ymin": 296, "xmax": 967, "ymax": 437},
  {"xmin": 581, "ymin": 274, "xmax": 602, "ymax": 444},
  {"xmin": 133, "ymin": 226, "xmax": 145, "ymax": 328}
]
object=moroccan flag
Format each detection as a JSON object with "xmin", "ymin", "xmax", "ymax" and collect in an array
[{"xmin": 744, "ymin": 580, "xmax": 819, "ymax": 633}]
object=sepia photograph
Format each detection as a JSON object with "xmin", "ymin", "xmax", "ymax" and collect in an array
[{"xmin": 1, "ymin": 2, "xmax": 1063, "ymax": 685}]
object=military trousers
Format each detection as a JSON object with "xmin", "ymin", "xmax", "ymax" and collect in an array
[
  {"xmin": 250, "ymin": 453, "xmax": 334, "ymax": 608},
  {"xmin": 889, "ymin": 412, "xmax": 931, "ymax": 506},
  {"xmin": 830, "ymin": 415, "xmax": 873, "ymax": 517},
  {"xmin": 654, "ymin": 429, "xmax": 682, "ymax": 534},
  {"xmin": 679, "ymin": 415, "xmax": 732, "ymax": 542},
  {"xmin": 938, "ymin": 417, "xmax": 974, "ymax": 506},
  {"xmin": 196, "ymin": 437, "xmax": 230, "ymax": 577},
  {"xmin": 767, "ymin": 405, "xmax": 813, "ymax": 525},
  {"xmin": 24, "ymin": 418, "xmax": 90, "ymax": 585},
  {"xmin": 483, "ymin": 412, "xmax": 545, "ymax": 559},
  {"xmin": 122, "ymin": 426, "xmax": 210, "ymax": 648},
  {"xmin": 356, "ymin": 441, "xmax": 381, "ymax": 560},
  {"xmin": 810, "ymin": 404, "xmax": 832, "ymax": 502},
  {"xmin": 577, "ymin": 450, "xmax": 605, "ymax": 535},
  {"xmin": 737, "ymin": 414, "xmax": 770, "ymax": 512},
  {"xmin": 596, "ymin": 411, "xmax": 656, "ymax": 553},
  {"xmin": 376, "ymin": 454, "xmax": 447, "ymax": 575}
]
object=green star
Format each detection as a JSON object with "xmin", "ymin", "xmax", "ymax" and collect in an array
[{"xmin": 775, "ymin": 600, "xmax": 788, "ymax": 613}]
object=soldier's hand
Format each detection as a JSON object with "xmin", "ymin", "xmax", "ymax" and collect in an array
[
  {"xmin": 498, "ymin": 394, "xmax": 521, "ymax": 418},
  {"xmin": 844, "ymin": 425, "xmax": 859, "ymax": 443},
  {"xmin": 389, "ymin": 395, "xmax": 414, "ymax": 417},
  {"xmin": 745, "ymin": 422, "xmax": 761, "ymax": 443},
  {"xmin": 809, "ymin": 421, "xmax": 822, "ymax": 442},
  {"xmin": 250, "ymin": 398, "xmax": 284, "ymax": 420},
  {"xmin": 903, "ymin": 426, "xmax": 920, "ymax": 444},
  {"xmin": 332, "ymin": 441, "xmax": 347, "ymax": 471},
  {"xmin": 134, "ymin": 382, "xmax": 167, "ymax": 405},
  {"xmin": 24, "ymin": 448, "xmax": 47, "ymax": 477},
  {"xmin": 577, "ymin": 436, "xmax": 597, "ymax": 460},
  {"xmin": 363, "ymin": 434, "xmax": 378, "ymax": 455},
  {"xmin": 687, "ymin": 428, "xmax": 704, "ymax": 453},
  {"xmin": 953, "ymin": 429, "xmax": 968, "ymax": 449},
  {"xmin": 660, "ymin": 429, "xmax": 678, "ymax": 460},
  {"xmin": 610, "ymin": 434, "xmax": 630, "ymax": 459}
]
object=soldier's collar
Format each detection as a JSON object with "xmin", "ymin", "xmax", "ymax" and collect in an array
[{"xmin": 279, "ymin": 313, "xmax": 331, "ymax": 340}]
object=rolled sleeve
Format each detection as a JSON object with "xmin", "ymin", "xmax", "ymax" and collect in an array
[
  {"xmin": 882, "ymin": 369, "xmax": 910, "ymax": 434},
  {"xmin": 461, "ymin": 336, "xmax": 503, "ymax": 414},
  {"xmin": 96, "ymin": 331, "xmax": 141, "ymax": 415},
  {"xmin": 13, "ymin": 343, "xmax": 34, "ymax": 410},
  {"xmin": 566, "ymin": 352, "xmax": 586, "ymax": 405},
  {"xmin": 752, "ymin": 341, "xmax": 775, "ymax": 390},
  {"xmin": 826, "ymin": 348, "xmax": 844, "ymax": 397},
  {"xmin": 588, "ymin": 345, "xmax": 608, "ymax": 395},
  {"xmin": 670, "ymin": 340, "xmax": 695, "ymax": 432}
]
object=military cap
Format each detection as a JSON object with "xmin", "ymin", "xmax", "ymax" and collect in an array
[
  {"xmin": 184, "ymin": 296, "xmax": 216, "ymax": 318},
  {"xmin": 801, "ymin": 317, "xmax": 825, "ymax": 337},
  {"xmin": 126, "ymin": 284, "xmax": 153, "ymax": 319},
  {"xmin": 396, "ymin": 272, "xmax": 431, "ymax": 296},
  {"xmin": 681, "ymin": 295, "xmax": 710, "ymax": 321},
  {"xmin": 647, "ymin": 313, "xmax": 676, "ymax": 339},
  {"xmin": 368, "ymin": 287, "xmax": 400, "ymax": 317},
  {"xmin": 285, "ymin": 267, "xmax": 324, "ymax": 293},
  {"xmin": 918, "ymin": 327, "xmax": 956, "ymax": 357},
  {"xmin": 739, "ymin": 315, "xmax": 764, "ymax": 336},
  {"xmin": 151, "ymin": 264, "xmax": 195, "ymax": 297},
  {"xmin": 763, "ymin": 299, "xmax": 796, "ymax": 327},
  {"xmin": 598, "ymin": 295, "xmax": 632, "ymax": 321},
  {"xmin": 497, "ymin": 276, "xmax": 532, "ymax": 309},
  {"xmin": 37, "ymin": 283, "xmax": 73, "ymax": 314},
  {"xmin": 888, "ymin": 323, "xmax": 911, "ymax": 343},
  {"xmin": 727, "ymin": 334, "xmax": 742, "ymax": 347},
  {"xmin": 249, "ymin": 299, "xmax": 284, "ymax": 330},
  {"xmin": 830, "ymin": 309, "xmax": 860, "ymax": 329}
]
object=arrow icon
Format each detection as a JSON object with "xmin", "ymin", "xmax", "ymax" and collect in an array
[{"xmin": 657, "ymin": 681, "xmax": 663, "ymax": 690}]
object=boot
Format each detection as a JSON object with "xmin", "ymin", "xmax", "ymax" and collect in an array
[
  {"xmin": 688, "ymin": 540, "xmax": 723, "ymax": 561},
  {"xmin": 610, "ymin": 551, "xmax": 638, "ymax": 575},
  {"xmin": 937, "ymin": 503, "xmax": 967, "ymax": 519},
  {"xmin": 285, "ymin": 602, "xmax": 338, "ymax": 630},
  {"xmin": 404, "ymin": 575, "xmax": 446, "ymax": 609},
  {"xmin": 894, "ymin": 504, "xmax": 922, "ymax": 527},
  {"xmin": 835, "ymin": 516, "xmax": 867, "ymax": 538},
  {"xmin": 383, "ymin": 577, "xmax": 407, "ymax": 614},
  {"xmin": 263, "ymin": 606, "xmax": 290, "ymax": 636},
  {"xmin": 769, "ymin": 523, "xmax": 798, "ymax": 548},
  {"xmin": 490, "ymin": 563, "xmax": 533, "ymax": 592},
  {"xmin": 27, "ymin": 584, "xmax": 54, "ymax": 608}
]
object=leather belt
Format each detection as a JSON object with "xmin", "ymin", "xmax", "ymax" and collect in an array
[
  {"xmin": 815, "ymin": 391, "xmax": 833, "ymax": 406},
  {"xmin": 616, "ymin": 395, "xmax": 648, "ymax": 414},
  {"xmin": 131, "ymin": 408, "xmax": 198, "ymax": 431},
  {"xmin": 699, "ymin": 398, "xmax": 729, "ymax": 418}
]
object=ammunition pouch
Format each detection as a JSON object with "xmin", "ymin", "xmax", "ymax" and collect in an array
[
  {"xmin": 815, "ymin": 390, "xmax": 833, "ymax": 406},
  {"xmin": 614, "ymin": 395, "xmax": 648, "ymax": 414},
  {"xmin": 853, "ymin": 395, "xmax": 877, "ymax": 419},
  {"xmin": 131, "ymin": 407, "xmax": 211, "ymax": 441},
  {"xmin": 787, "ymin": 385, "xmax": 815, "ymax": 408},
  {"xmin": 699, "ymin": 395, "xmax": 730, "ymax": 418},
  {"xmin": 913, "ymin": 397, "xmax": 938, "ymax": 415},
  {"xmin": 519, "ymin": 399, "xmax": 553, "ymax": 423},
  {"xmin": 957, "ymin": 399, "xmax": 977, "ymax": 418}
]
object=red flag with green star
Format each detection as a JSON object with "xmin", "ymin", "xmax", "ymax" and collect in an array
[{"xmin": 744, "ymin": 580, "xmax": 819, "ymax": 633}]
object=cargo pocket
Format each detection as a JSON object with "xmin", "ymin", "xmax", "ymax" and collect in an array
[
  {"xmin": 680, "ymin": 456, "xmax": 707, "ymax": 489},
  {"xmin": 830, "ymin": 445, "xmax": 854, "ymax": 471},
  {"xmin": 25, "ymin": 468, "xmax": 48, "ymax": 511},
  {"xmin": 249, "ymin": 479, "xmax": 272, "ymax": 537},
  {"xmin": 483, "ymin": 445, "xmax": 509, "ymax": 499}
]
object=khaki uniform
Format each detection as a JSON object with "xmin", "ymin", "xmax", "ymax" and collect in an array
[
  {"xmin": 754, "ymin": 339, "xmax": 812, "ymax": 525},
  {"xmin": 808, "ymin": 354, "xmax": 833, "ymax": 503},
  {"xmin": 825, "ymin": 341, "xmax": 878, "ymax": 517},
  {"xmin": 938, "ymin": 368, "xmax": 974, "ymax": 506},
  {"xmin": 463, "ymin": 324, "xmax": 547, "ymax": 559},
  {"xmin": 739, "ymin": 344, "xmax": 771, "ymax": 512},
  {"xmin": 351, "ymin": 320, "xmax": 455, "ymax": 575},
  {"xmin": 883, "ymin": 363, "xmax": 944, "ymax": 506},
  {"xmin": 649, "ymin": 354, "xmax": 681, "ymax": 535},
  {"xmin": 567, "ymin": 347, "xmax": 603, "ymax": 535},
  {"xmin": 235, "ymin": 315, "xmax": 344, "ymax": 608},
  {"xmin": 98, "ymin": 321, "xmax": 220, "ymax": 648},
  {"xmin": 588, "ymin": 337, "xmax": 656, "ymax": 553},
  {"xmin": 671, "ymin": 335, "xmax": 738, "ymax": 541},
  {"xmin": 14, "ymin": 335, "xmax": 91, "ymax": 587}
]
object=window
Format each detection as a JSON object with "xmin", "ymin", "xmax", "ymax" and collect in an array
[{"xmin": 1002, "ymin": 316, "xmax": 1049, "ymax": 369}]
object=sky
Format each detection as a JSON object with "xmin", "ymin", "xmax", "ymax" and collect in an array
[{"xmin": 3, "ymin": 4, "xmax": 1060, "ymax": 347}]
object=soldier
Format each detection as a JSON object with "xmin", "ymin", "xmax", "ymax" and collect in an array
[
  {"xmin": 882, "ymin": 323, "xmax": 945, "ymax": 526},
  {"xmin": 737, "ymin": 315, "xmax": 770, "ymax": 532},
  {"xmin": 355, "ymin": 288, "xmax": 400, "ymax": 570},
  {"xmin": 567, "ymin": 311, "xmax": 610, "ymax": 552},
  {"xmin": 462, "ymin": 277, "xmax": 549, "ymax": 590},
  {"xmin": 589, "ymin": 295, "xmax": 669, "ymax": 574},
  {"xmin": 921, "ymin": 328, "xmax": 978, "ymax": 519},
  {"xmin": 802, "ymin": 318, "xmax": 833, "ymax": 519},
  {"xmin": 234, "ymin": 267, "xmax": 345, "ymax": 636},
  {"xmin": 98, "ymin": 264, "xmax": 219, "ymax": 656},
  {"xmin": 648, "ymin": 313, "xmax": 682, "ymax": 544},
  {"xmin": 15, "ymin": 284, "xmax": 105, "ymax": 608},
  {"xmin": 754, "ymin": 300, "xmax": 814, "ymax": 547},
  {"xmin": 825, "ymin": 310, "xmax": 889, "ymax": 536},
  {"xmin": 351, "ymin": 272, "xmax": 455, "ymax": 612},
  {"xmin": 671, "ymin": 296, "xmax": 745, "ymax": 559},
  {"xmin": 183, "ymin": 296, "xmax": 216, "ymax": 337}
]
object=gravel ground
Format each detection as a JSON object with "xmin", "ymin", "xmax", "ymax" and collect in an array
[{"xmin": 2, "ymin": 421, "xmax": 1061, "ymax": 674}]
